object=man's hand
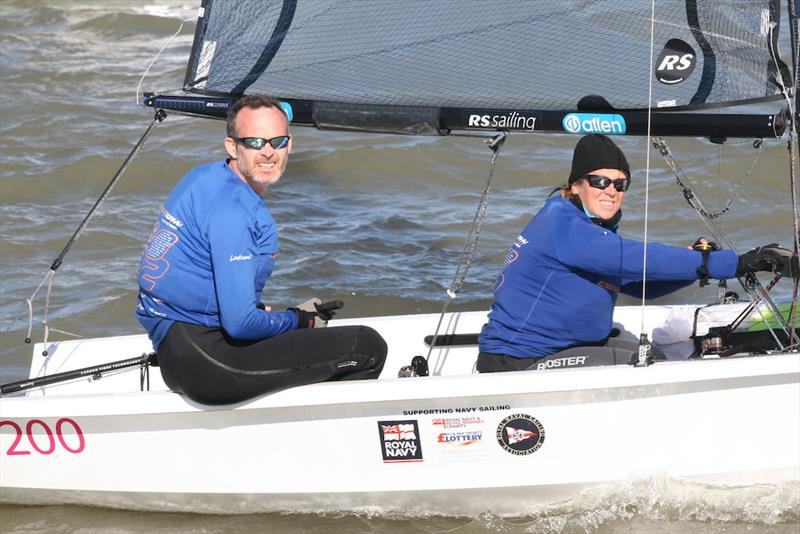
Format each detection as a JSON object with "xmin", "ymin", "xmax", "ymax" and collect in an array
[
  {"xmin": 289, "ymin": 298, "xmax": 327, "ymax": 328},
  {"xmin": 288, "ymin": 299, "xmax": 345, "ymax": 329},
  {"xmin": 314, "ymin": 299, "xmax": 344, "ymax": 321},
  {"xmin": 295, "ymin": 298, "xmax": 321, "ymax": 313}
]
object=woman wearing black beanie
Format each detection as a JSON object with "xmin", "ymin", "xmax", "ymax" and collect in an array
[{"xmin": 476, "ymin": 134, "xmax": 789, "ymax": 373}]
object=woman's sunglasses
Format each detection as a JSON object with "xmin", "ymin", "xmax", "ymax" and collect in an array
[
  {"xmin": 584, "ymin": 174, "xmax": 630, "ymax": 192},
  {"xmin": 232, "ymin": 135, "xmax": 291, "ymax": 150}
]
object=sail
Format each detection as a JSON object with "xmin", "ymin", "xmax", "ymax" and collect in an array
[{"xmin": 148, "ymin": 0, "xmax": 795, "ymax": 136}]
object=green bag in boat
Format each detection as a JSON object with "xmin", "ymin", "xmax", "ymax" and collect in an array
[{"xmin": 746, "ymin": 302, "xmax": 800, "ymax": 331}]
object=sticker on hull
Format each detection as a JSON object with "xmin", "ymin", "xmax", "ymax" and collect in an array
[
  {"xmin": 378, "ymin": 420, "xmax": 423, "ymax": 462},
  {"xmin": 496, "ymin": 414, "xmax": 545, "ymax": 455}
]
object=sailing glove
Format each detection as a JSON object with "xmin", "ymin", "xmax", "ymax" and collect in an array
[
  {"xmin": 736, "ymin": 244, "xmax": 797, "ymax": 278},
  {"xmin": 289, "ymin": 298, "xmax": 327, "ymax": 329}
]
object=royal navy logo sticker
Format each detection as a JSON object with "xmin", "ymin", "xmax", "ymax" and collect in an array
[
  {"xmin": 496, "ymin": 414, "xmax": 545, "ymax": 455},
  {"xmin": 378, "ymin": 420, "xmax": 423, "ymax": 462}
]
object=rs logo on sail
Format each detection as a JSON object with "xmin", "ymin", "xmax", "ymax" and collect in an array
[
  {"xmin": 562, "ymin": 113, "xmax": 626, "ymax": 135},
  {"xmin": 655, "ymin": 38, "xmax": 696, "ymax": 84}
]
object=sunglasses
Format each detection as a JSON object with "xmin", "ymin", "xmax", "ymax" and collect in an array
[
  {"xmin": 584, "ymin": 174, "xmax": 630, "ymax": 192},
  {"xmin": 232, "ymin": 135, "xmax": 291, "ymax": 150}
]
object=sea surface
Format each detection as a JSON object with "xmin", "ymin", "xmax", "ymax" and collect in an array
[{"xmin": 0, "ymin": 1, "xmax": 798, "ymax": 533}]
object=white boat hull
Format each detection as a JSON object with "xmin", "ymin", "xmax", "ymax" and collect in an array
[{"xmin": 1, "ymin": 307, "xmax": 798, "ymax": 515}]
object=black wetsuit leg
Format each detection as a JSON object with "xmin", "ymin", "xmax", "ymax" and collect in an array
[
  {"xmin": 157, "ymin": 322, "xmax": 387, "ymax": 405},
  {"xmin": 476, "ymin": 352, "xmax": 536, "ymax": 373}
]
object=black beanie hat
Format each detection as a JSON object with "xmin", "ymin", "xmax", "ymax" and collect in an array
[{"xmin": 567, "ymin": 134, "xmax": 630, "ymax": 185}]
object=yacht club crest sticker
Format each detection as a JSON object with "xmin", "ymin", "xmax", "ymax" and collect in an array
[
  {"xmin": 378, "ymin": 420, "xmax": 423, "ymax": 462},
  {"xmin": 496, "ymin": 414, "xmax": 545, "ymax": 455}
]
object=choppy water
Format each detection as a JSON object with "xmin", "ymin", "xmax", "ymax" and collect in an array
[{"xmin": 1, "ymin": 1, "xmax": 798, "ymax": 532}]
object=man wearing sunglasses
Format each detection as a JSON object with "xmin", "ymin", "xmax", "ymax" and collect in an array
[
  {"xmin": 136, "ymin": 94, "xmax": 386, "ymax": 404},
  {"xmin": 477, "ymin": 134, "xmax": 791, "ymax": 373}
]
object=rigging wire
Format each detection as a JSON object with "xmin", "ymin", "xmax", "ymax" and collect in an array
[
  {"xmin": 5, "ymin": 15, "xmax": 189, "ymax": 354},
  {"xmin": 423, "ymin": 132, "xmax": 507, "ymax": 372},
  {"xmin": 790, "ymin": 0, "xmax": 800, "ymax": 343},
  {"xmin": 769, "ymin": 0, "xmax": 800, "ymax": 346},
  {"xmin": 643, "ymin": 2, "xmax": 797, "ymax": 354},
  {"xmin": 766, "ymin": 4, "xmax": 800, "ymax": 347},
  {"xmin": 646, "ymin": 4, "xmax": 800, "ymax": 352},
  {"xmin": 654, "ymin": 139, "xmax": 748, "ymax": 252},
  {"xmin": 634, "ymin": 0, "xmax": 658, "ymax": 366},
  {"xmin": 654, "ymin": 137, "xmax": 793, "ymax": 350},
  {"xmin": 135, "ymin": 15, "xmax": 196, "ymax": 105},
  {"xmin": 14, "ymin": 110, "xmax": 167, "ymax": 355}
]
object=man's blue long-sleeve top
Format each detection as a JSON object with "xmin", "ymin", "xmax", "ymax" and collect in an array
[
  {"xmin": 479, "ymin": 196, "xmax": 738, "ymax": 358},
  {"xmin": 136, "ymin": 161, "xmax": 298, "ymax": 350}
]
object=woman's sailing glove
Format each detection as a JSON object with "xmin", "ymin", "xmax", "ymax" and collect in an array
[
  {"xmin": 288, "ymin": 299, "xmax": 345, "ymax": 329},
  {"xmin": 736, "ymin": 244, "xmax": 798, "ymax": 278}
]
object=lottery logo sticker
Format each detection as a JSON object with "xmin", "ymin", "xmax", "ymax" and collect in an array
[{"xmin": 496, "ymin": 414, "xmax": 545, "ymax": 455}]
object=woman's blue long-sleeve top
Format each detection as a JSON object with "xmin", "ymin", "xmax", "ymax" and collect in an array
[
  {"xmin": 136, "ymin": 161, "xmax": 298, "ymax": 350},
  {"xmin": 478, "ymin": 196, "xmax": 738, "ymax": 358}
]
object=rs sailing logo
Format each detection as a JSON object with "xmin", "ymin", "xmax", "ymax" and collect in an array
[
  {"xmin": 467, "ymin": 112, "xmax": 538, "ymax": 131},
  {"xmin": 655, "ymin": 38, "xmax": 696, "ymax": 84},
  {"xmin": 562, "ymin": 113, "xmax": 626, "ymax": 135}
]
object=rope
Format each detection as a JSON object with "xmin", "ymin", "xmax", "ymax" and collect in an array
[
  {"xmin": 135, "ymin": 15, "xmax": 196, "ymax": 105},
  {"xmin": 785, "ymin": 130, "xmax": 799, "ymax": 347},
  {"xmin": 638, "ymin": 1, "xmax": 797, "ymax": 360},
  {"xmin": 654, "ymin": 137, "xmax": 795, "ymax": 348},
  {"xmin": 653, "ymin": 137, "xmax": 761, "ymax": 252},
  {"xmin": 424, "ymin": 133, "xmax": 507, "ymax": 367},
  {"xmin": 772, "ymin": 0, "xmax": 800, "ymax": 347},
  {"xmin": 19, "ymin": 111, "xmax": 167, "ymax": 354},
  {"xmin": 41, "ymin": 273, "xmax": 53, "ymax": 356}
]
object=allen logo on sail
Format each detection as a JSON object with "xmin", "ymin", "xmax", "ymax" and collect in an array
[{"xmin": 562, "ymin": 113, "xmax": 626, "ymax": 135}]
